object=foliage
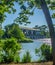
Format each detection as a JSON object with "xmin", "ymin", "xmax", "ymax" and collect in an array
[
  {"xmin": 0, "ymin": 38, "xmax": 21, "ymax": 63},
  {"xmin": 4, "ymin": 23, "xmax": 33, "ymax": 42},
  {"xmin": 52, "ymin": 13, "xmax": 55, "ymax": 18},
  {"xmin": 33, "ymin": 25, "xmax": 50, "ymax": 38},
  {"xmin": 35, "ymin": 44, "xmax": 53, "ymax": 62},
  {"xmin": 0, "ymin": 40, "xmax": 4, "ymax": 63},
  {"xmin": 0, "ymin": 0, "xmax": 55, "ymax": 24},
  {"xmin": 14, "ymin": 0, "xmax": 55, "ymax": 24},
  {"xmin": 0, "ymin": 29, "xmax": 4, "ymax": 39},
  {"xmin": 22, "ymin": 51, "xmax": 31, "ymax": 63},
  {"xmin": 0, "ymin": 0, "xmax": 18, "ymax": 23},
  {"xmin": 4, "ymin": 23, "xmax": 25, "ymax": 39}
]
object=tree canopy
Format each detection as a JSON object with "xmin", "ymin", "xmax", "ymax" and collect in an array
[{"xmin": 0, "ymin": 0, "xmax": 55, "ymax": 24}]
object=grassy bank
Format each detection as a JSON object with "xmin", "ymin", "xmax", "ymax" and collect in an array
[{"xmin": 19, "ymin": 38, "xmax": 33, "ymax": 43}]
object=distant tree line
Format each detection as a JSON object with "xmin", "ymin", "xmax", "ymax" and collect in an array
[{"xmin": 33, "ymin": 25, "xmax": 52, "ymax": 38}]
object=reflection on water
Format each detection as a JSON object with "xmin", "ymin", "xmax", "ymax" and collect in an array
[{"xmin": 19, "ymin": 40, "xmax": 43, "ymax": 62}]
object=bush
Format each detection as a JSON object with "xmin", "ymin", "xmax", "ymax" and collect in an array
[
  {"xmin": 0, "ymin": 40, "xmax": 4, "ymax": 63},
  {"xmin": 35, "ymin": 44, "xmax": 53, "ymax": 62},
  {"xmin": 0, "ymin": 38, "xmax": 21, "ymax": 63},
  {"xmin": 22, "ymin": 51, "xmax": 31, "ymax": 63}
]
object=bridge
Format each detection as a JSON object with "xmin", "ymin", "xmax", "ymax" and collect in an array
[{"xmin": 20, "ymin": 27, "xmax": 46, "ymax": 39}]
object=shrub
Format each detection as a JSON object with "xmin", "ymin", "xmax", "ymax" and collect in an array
[
  {"xmin": 35, "ymin": 44, "xmax": 53, "ymax": 62},
  {"xmin": 0, "ymin": 38, "xmax": 21, "ymax": 63},
  {"xmin": 22, "ymin": 51, "xmax": 31, "ymax": 63}
]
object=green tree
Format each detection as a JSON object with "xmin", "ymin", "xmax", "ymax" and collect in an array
[
  {"xmin": 39, "ymin": 25, "xmax": 47, "ymax": 36},
  {"xmin": 33, "ymin": 25, "xmax": 39, "ymax": 29},
  {"xmin": 33, "ymin": 25, "xmax": 50, "ymax": 38},
  {"xmin": 33, "ymin": 25, "xmax": 47, "ymax": 34},
  {"xmin": 4, "ymin": 23, "xmax": 33, "ymax": 42},
  {"xmin": 4, "ymin": 23, "xmax": 25, "ymax": 40}
]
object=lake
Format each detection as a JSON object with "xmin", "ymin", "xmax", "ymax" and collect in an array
[{"xmin": 19, "ymin": 40, "xmax": 44, "ymax": 62}]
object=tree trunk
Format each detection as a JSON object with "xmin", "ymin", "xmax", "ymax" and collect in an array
[{"xmin": 39, "ymin": 0, "xmax": 55, "ymax": 65}]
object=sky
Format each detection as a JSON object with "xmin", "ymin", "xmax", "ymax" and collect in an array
[{"xmin": 2, "ymin": 2, "xmax": 55, "ymax": 28}]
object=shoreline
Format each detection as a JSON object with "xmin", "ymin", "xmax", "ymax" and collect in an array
[{"xmin": 36, "ymin": 38, "xmax": 51, "ymax": 45}]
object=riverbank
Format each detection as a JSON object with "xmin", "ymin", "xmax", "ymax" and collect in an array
[
  {"xmin": 0, "ymin": 62, "xmax": 53, "ymax": 65},
  {"xmin": 37, "ymin": 38, "xmax": 51, "ymax": 45},
  {"xmin": 19, "ymin": 38, "xmax": 33, "ymax": 43}
]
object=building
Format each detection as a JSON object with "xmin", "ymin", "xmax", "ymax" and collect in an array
[{"xmin": 20, "ymin": 27, "xmax": 46, "ymax": 39}]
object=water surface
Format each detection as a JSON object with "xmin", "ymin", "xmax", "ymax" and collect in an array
[{"xmin": 20, "ymin": 40, "xmax": 43, "ymax": 62}]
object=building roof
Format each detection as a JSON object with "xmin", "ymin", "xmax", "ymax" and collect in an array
[{"xmin": 20, "ymin": 26, "xmax": 40, "ymax": 31}]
